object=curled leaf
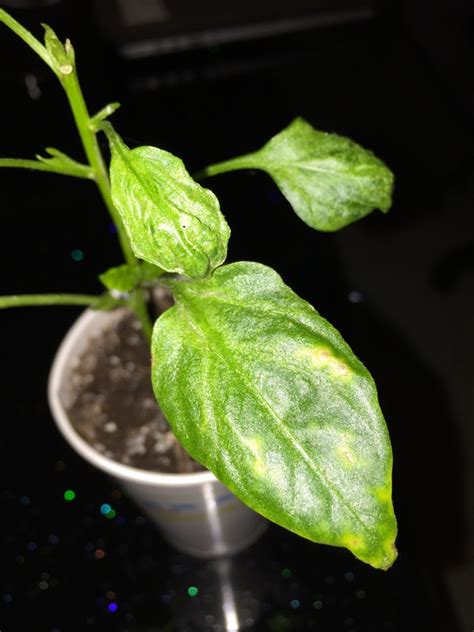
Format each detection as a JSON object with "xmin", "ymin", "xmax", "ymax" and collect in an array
[{"xmin": 104, "ymin": 124, "xmax": 230, "ymax": 278}]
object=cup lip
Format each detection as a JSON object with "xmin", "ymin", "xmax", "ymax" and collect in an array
[{"xmin": 48, "ymin": 307, "xmax": 216, "ymax": 488}]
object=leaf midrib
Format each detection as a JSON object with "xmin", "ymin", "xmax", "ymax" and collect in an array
[{"xmin": 258, "ymin": 155, "xmax": 383, "ymax": 178}]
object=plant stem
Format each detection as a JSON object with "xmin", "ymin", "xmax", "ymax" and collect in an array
[
  {"xmin": 131, "ymin": 291, "xmax": 153, "ymax": 342},
  {"xmin": 0, "ymin": 9, "xmax": 56, "ymax": 76},
  {"xmin": 0, "ymin": 158, "xmax": 93, "ymax": 179},
  {"xmin": 61, "ymin": 71, "xmax": 134, "ymax": 264},
  {"xmin": 0, "ymin": 294, "xmax": 98, "ymax": 309},
  {"xmin": 61, "ymin": 68, "xmax": 153, "ymax": 342},
  {"xmin": 0, "ymin": 10, "xmax": 154, "ymax": 341}
]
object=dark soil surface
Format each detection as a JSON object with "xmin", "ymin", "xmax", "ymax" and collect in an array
[{"xmin": 66, "ymin": 292, "xmax": 203, "ymax": 474}]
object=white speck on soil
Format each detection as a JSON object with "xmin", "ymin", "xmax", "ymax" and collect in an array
[{"xmin": 66, "ymin": 307, "xmax": 203, "ymax": 474}]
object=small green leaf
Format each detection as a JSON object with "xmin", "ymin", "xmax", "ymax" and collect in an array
[
  {"xmin": 103, "ymin": 123, "xmax": 230, "ymax": 278},
  {"xmin": 152, "ymin": 262, "xmax": 397, "ymax": 569},
  {"xmin": 99, "ymin": 264, "xmax": 142, "ymax": 293},
  {"xmin": 35, "ymin": 148, "xmax": 93, "ymax": 178},
  {"xmin": 99, "ymin": 261, "xmax": 164, "ymax": 292},
  {"xmin": 42, "ymin": 24, "xmax": 74, "ymax": 76},
  {"xmin": 200, "ymin": 118, "xmax": 394, "ymax": 231}
]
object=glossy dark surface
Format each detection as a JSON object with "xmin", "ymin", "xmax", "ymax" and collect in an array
[{"xmin": 1, "ymin": 1, "xmax": 472, "ymax": 630}]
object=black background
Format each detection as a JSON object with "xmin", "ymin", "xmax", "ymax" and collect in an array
[{"xmin": 0, "ymin": 1, "xmax": 473, "ymax": 630}]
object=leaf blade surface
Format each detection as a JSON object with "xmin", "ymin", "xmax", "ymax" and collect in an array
[
  {"xmin": 202, "ymin": 118, "xmax": 393, "ymax": 231},
  {"xmin": 152, "ymin": 261, "xmax": 397, "ymax": 568}
]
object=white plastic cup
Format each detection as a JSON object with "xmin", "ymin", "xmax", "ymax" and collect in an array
[{"xmin": 48, "ymin": 308, "xmax": 267, "ymax": 558}]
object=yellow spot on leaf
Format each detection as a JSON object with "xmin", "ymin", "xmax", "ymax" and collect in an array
[
  {"xmin": 242, "ymin": 437, "xmax": 266, "ymax": 476},
  {"xmin": 341, "ymin": 534, "xmax": 365, "ymax": 551},
  {"xmin": 296, "ymin": 346, "xmax": 352, "ymax": 381},
  {"xmin": 374, "ymin": 487, "xmax": 392, "ymax": 503},
  {"xmin": 338, "ymin": 445, "xmax": 356, "ymax": 466}
]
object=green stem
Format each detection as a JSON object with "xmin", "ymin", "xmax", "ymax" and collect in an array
[
  {"xmin": 0, "ymin": 9, "xmax": 57, "ymax": 76},
  {"xmin": 194, "ymin": 154, "xmax": 257, "ymax": 180},
  {"xmin": 0, "ymin": 158, "xmax": 93, "ymax": 179},
  {"xmin": 60, "ymin": 71, "xmax": 134, "ymax": 264},
  {"xmin": 0, "ymin": 294, "xmax": 98, "ymax": 309},
  {"xmin": 131, "ymin": 291, "xmax": 153, "ymax": 341},
  {"xmin": 60, "ymin": 67, "xmax": 153, "ymax": 341},
  {"xmin": 0, "ymin": 9, "xmax": 154, "ymax": 341}
]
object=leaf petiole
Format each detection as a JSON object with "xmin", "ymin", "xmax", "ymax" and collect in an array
[{"xmin": 194, "ymin": 154, "xmax": 255, "ymax": 180}]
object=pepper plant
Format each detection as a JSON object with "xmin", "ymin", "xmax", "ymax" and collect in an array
[{"xmin": 0, "ymin": 10, "xmax": 397, "ymax": 570}]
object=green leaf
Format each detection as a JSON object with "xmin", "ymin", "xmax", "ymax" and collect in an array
[
  {"xmin": 152, "ymin": 261, "xmax": 397, "ymax": 569},
  {"xmin": 103, "ymin": 123, "xmax": 230, "ymax": 278},
  {"xmin": 99, "ymin": 261, "xmax": 164, "ymax": 292},
  {"xmin": 200, "ymin": 118, "xmax": 394, "ymax": 231}
]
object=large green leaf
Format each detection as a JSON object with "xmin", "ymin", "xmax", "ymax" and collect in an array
[
  {"xmin": 152, "ymin": 262, "xmax": 397, "ymax": 569},
  {"xmin": 104, "ymin": 124, "xmax": 230, "ymax": 278},
  {"xmin": 200, "ymin": 117, "xmax": 393, "ymax": 231}
]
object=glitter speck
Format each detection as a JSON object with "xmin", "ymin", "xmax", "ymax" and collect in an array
[
  {"xmin": 348, "ymin": 290, "xmax": 363, "ymax": 303},
  {"xmin": 108, "ymin": 602, "xmax": 118, "ymax": 613},
  {"xmin": 3, "ymin": 593, "xmax": 13, "ymax": 604},
  {"xmin": 20, "ymin": 495, "xmax": 31, "ymax": 506},
  {"xmin": 39, "ymin": 581, "xmax": 49, "ymax": 590},
  {"xmin": 95, "ymin": 549, "xmax": 106, "ymax": 560},
  {"xmin": 64, "ymin": 489, "xmax": 76, "ymax": 501},
  {"xmin": 344, "ymin": 571, "xmax": 355, "ymax": 582},
  {"xmin": 290, "ymin": 599, "xmax": 300, "ymax": 609},
  {"xmin": 100, "ymin": 503, "xmax": 112, "ymax": 515},
  {"xmin": 48, "ymin": 534, "xmax": 59, "ymax": 545},
  {"xmin": 313, "ymin": 600, "xmax": 323, "ymax": 610},
  {"xmin": 281, "ymin": 568, "xmax": 291, "ymax": 578},
  {"xmin": 106, "ymin": 591, "xmax": 116, "ymax": 600},
  {"xmin": 187, "ymin": 586, "xmax": 199, "ymax": 597},
  {"xmin": 27, "ymin": 541, "xmax": 37, "ymax": 552},
  {"xmin": 71, "ymin": 249, "xmax": 84, "ymax": 262}
]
